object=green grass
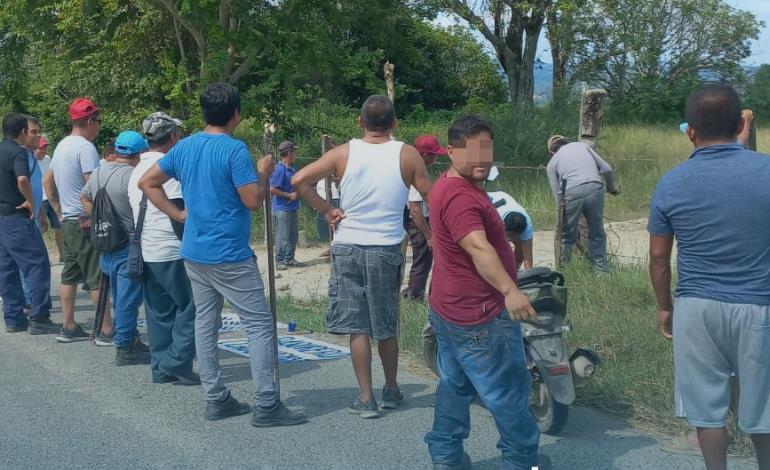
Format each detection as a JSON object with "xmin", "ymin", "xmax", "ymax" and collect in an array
[
  {"xmin": 275, "ymin": 259, "xmax": 754, "ymax": 457},
  {"xmin": 249, "ymin": 125, "xmax": 769, "ymax": 240}
]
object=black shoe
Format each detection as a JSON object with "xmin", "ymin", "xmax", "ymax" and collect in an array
[
  {"xmin": 252, "ymin": 401, "xmax": 308, "ymax": 427},
  {"xmin": 284, "ymin": 259, "xmax": 305, "ymax": 268},
  {"xmin": 152, "ymin": 372, "xmax": 179, "ymax": 384},
  {"xmin": 56, "ymin": 324, "xmax": 90, "ymax": 343},
  {"xmin": 115, "ymin": 341, "xmax": 151, "ymax": 366},
  {"xmin": 5, "ymin": 323, "xmax": 28, "ymax": 333},
  {"xmin": 433, "ymin": 453, "xmax": 472, "ymax": 470},
  {"xmin": 205, "ymin": 392, "xmax": 252, "ymax": 421},
  {"xmin": 537, "ymin": 454, "xmax": 552, "ymax": 470},
  {"xmin": 161, "ymin": 368, "xmax": 201, "ymax": 386},
  {"xmin": 28, "ymin": 318, "xmax": 62, "ymax": 335}
]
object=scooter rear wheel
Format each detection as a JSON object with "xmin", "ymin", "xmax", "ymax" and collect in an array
[{"xmin": 530, "ymin": 371, "xmax": 569, "ymax": 435}]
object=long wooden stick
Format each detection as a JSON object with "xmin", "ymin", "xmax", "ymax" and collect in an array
[
  {"xmin": 90, "ymin": 273, "xmax": 110, "ymax": 340},
  {"xmin": 261, "ymin": 125, "xmax": 280, "ymax": 396}
]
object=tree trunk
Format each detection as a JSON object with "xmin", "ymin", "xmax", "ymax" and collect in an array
[
  {"xmin": 520, "ymin": 23, "xmax": 542, "ymax": 106},
  {"xmin": 547, "ymin": 7, "xmax": 567, "ymax": 94}
]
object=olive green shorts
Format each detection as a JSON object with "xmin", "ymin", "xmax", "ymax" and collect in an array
[{"xmin": 61, "ymin": 220, "xmax": 101, "ymax": 291}]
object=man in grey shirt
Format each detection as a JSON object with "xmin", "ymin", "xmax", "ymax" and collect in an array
[
  {"xmin": 82, "ymin": 130, "xmax": 149, "ymax": 366},
  {"xmin": 546, "ymin": 136, "xmax": 619, "ymax": 269}
]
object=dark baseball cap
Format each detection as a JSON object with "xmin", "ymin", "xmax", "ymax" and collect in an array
[{"xmin": 278, "ymin": 140, "xmax": 297, "ymax": 154}]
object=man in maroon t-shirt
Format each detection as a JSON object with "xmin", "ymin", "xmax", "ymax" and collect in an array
[{"xmin": 426, "ymin": 116, "xmax": 543, "ymax": 470}]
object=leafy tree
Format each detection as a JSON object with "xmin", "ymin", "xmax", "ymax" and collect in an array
[{"xmin": 746, "ymin": 65, "xmax": 770, "ymax": 123}]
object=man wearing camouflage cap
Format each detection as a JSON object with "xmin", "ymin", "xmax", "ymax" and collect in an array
[{"xmin": 128, "ymin": 112, "xmax": 199, "ymax": 384}]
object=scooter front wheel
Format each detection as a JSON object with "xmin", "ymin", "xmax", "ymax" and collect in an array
[{"xmin": 530, "ymin": 371, "xmax": 569, "ymax": 435}]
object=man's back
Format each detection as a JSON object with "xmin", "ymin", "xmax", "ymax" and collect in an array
[
  {"xmin": 51, "ymin": 135, "xmax": 100, "ymax": 219},
  {"xmin": 546, "ymin": 142, "xmax": 610, "ymax": 193},
  {"xmin": 82, "ymin": 162, "xmax": 135, "ymax": 235},
  {"xmin": 157, "ymin": 132, "xmax": 257, "ymax": 264},
  {"xmin": 334, "ymin": 138, "xmax": 409, "ymax": 246},
  {"xmin": 649, "ymin": 144, "xmax": 770, "ymax": 304}
]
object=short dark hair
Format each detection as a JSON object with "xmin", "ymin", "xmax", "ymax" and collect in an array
[
  {"xmin": 448, "ymin": 115, "xmax": 494, "ymax": 146},
  {"xmin": 685, "ymin": 85, "xmax": 743, "ymax": 142},
  {"xmin": 550, "ymin": 138, "xmax": 569, "ymax": 153},
  {"xmin": 504, "ymin": 212, "xmax": 527, "ymax": 236},
  {"xmin": 200, "ymin": 83, "xmax": 241, "ymax": 126},
  {"xmin": 148, "ymin": 132, "xmax": 175, "ymax": 148},
  {"xmin": 360, "ymin": 95, "xmax": 395, "ymax": 133},
  {"xmin": 73, "ymin": 112, "xmax": 99, "ymax": 129},
  {"xmin": 25, "ymin": 115, "xmax": 40, "ymax": 127},
  {"xmin": 3, "ymin": 113, "xmax": 28, "ymax": 138},
  {"xmin": 103, "ymin": 139, "xmax": 115, "ymax": 156}
]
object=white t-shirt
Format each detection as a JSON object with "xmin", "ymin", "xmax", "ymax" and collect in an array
[
  {"xmin": 50, "ymin": 136, "xmax": 100, "ymax": 219},
  {"xmin": 407, "ymin": 185, "xmax": 429, "ymax": 218},
  {"xmin": 128, "ymin": 151, "xmax": 183, "ymax": 262},
  {"xmin": 315, "ymin": 179, "xmax": 340, "ymax": 200},
  {"xmin": 38, "ymin": 155, "xmax": 51, "ymax": 201}
]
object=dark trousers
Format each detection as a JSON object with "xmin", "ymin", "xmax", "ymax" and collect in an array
[
  {"xmin": 0, "ymin": 214, "xmax": 51, "ymax": 327},
  {"xmin": 403, "ymin": 218, "xmax": 432, "ymax": 300},
  {"xmin": 143, "ymin": 260, "xmax": 197, "ymax": 381},
  {"xmin": 274, "ymin": 210, "xmax": 298, "ymax": 263},
  {"xmin": 316, "ymin": 199, "xmax": 340, "ymax": 243}
]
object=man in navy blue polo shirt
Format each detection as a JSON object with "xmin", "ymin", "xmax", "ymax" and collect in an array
[
  {"xmin": 270, "ymin": 140, "xmax": 304, "ymax": 270},
  {"xmin": 649, "ymin": 85, "xmax": 770, "ymax": 470}
]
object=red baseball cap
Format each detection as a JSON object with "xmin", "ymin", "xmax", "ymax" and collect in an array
[
  {"xmin": 414, "ymin": 135, "xmax": 448, "ymax": 157},
  {"xmin": 69, "ymin": 97, "xmax": 99, "ymax": 120},
  {"xmin": 38, "ymin": 136, "xmax": 48, "ymax": 148}
]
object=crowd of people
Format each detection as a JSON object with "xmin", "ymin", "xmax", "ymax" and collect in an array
[{"xmin": 1, "ymin": 82, "xmax": 767, "ymax": 470}]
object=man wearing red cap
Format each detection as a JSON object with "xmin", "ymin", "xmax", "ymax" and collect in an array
[
  {"xmin": 44, "ymin": 97, "xmax": 113, "ymax": 344},
  {"xmin": 402, "ymin": 135, "xmax": 445, "ymax": 301}
]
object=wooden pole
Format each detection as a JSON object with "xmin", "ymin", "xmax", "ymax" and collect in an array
[
  {"xmin": 261, "ymin": 124, "xmax": 280, "ymax": 396},
  {"xmin": 748, "ymin": 119, "xmax": 757, "ymax": 151},
  {"xmin": 384, "ymin": 61, "xmax": 395, "ymax": 103}
]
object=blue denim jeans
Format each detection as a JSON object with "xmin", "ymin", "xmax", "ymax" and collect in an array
[
  {"xmin": 426, "ymin": 309, "xmax": 540, "ymax": 469},
  {"xmin": 100, "ymin": 246, "xmax": 143, "ymax": 347}
]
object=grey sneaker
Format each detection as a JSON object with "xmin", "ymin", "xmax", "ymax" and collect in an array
[
  {"xmin": 433, "ymin": 453, "xmax": 472, "ymax": 470},
  {"xmin": 252, "ymin": 401, "xmax": 308, "ymax": 427},
  {"xmin": 95, "ymin": 330, "xmax": 115, "ymax": 346},
  {"xmin": 56, "ymin": 324, "xmax": 90, "ymax": 343},
  {"xmin": 285, "ymin": 259, "xmax": 305, "ymax": 268},
  {"xmin": 381, "ymin": 386, "xmax": 404, "ymax": 409},
  {"xmin": 28, "ymin": 318, "xmax": 62, "ymax": 335},
  {"xmin": 348, "ymin": 398, "xmax": 380, "ymax": 419},
  {"xmin": 276, "ymin": 263, "xmax": 288, "ymax": 271}
]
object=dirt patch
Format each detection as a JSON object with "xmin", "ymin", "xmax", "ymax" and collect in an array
[{"xmin": 252, "ymin": 218, "xmax": 655, "ymax": 300}]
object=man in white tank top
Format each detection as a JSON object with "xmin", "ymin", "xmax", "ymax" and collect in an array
[{"xmin": 292, "ymin": 95, "xmax": 432, "ymax": 418}]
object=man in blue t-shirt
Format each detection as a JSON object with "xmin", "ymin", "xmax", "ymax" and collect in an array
[
  {"xmin": 648, "ymin": 85, "xmax": 770, "ymax": 470},
  {"xmin": 270, "ymin": 140, "xmax": 303, "ymax": 270},
  {"xmin": 139, "ymin": 83, "xmax": 307, "ymax": 428}
]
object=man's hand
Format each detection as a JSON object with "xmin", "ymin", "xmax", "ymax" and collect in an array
[
  {"xmin": 257, "ymin": 155, "xmax": 275, "ymax": 175},
  {"xmin": 174, "ymin": 208, "xmax": 188, "ymax": 224},
  {"xmin": 658, "ymin": 309, "xmax": 673, "ymax": 340},
  {"xmin": 39, "ymin": 214, "xmax": 49, "ymax": 234},
  {"xmin": 505, "ymin": 289, "xmax": 538, "ymax": 322},
  {"xmin": 426, "ymin": 237, "xmax": 433, "ymax": 250},
  {"xmin": 16, "ymin": 200, "xmax": 33, "ymax": 218},
  {"xmin": 288, "ymin": 192, "xmax": 298, "ymax": 201},
  {"xmin": 324, "ymin": 208, "xmax": 346, "ymax": 230},
  {"xmin": 743, "ymin": 109, "xmax": 755, "ymax": 126}
]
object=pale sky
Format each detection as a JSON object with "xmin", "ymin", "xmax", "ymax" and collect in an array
[{"xmin": 437, "ymin": 1, "xmax": 769, "ymax": 66}]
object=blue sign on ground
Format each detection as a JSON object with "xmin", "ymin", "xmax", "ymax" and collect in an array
[{"xmin": 218, "ymin": 336, "xmax": 350, "ymax": 364}]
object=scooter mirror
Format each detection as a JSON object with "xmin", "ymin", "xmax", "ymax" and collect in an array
[{"xmin": 487, "ymin": 166, "xmax": 500, "ymax": 182}]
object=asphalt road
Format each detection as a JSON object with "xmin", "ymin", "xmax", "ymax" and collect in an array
[{"xmin": 0, "ymin": 272, "xmax": 756, "ymax": 470}]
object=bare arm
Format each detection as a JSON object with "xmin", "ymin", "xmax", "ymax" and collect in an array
[
  {"xmin": 16, "ymin": 176, "xmax": 34, "ymax": 216},
  {"xmin": 649, "ymin": 234, "xmax": 675, "ymax": 339},
  {"xmin": 80, "ymin": 194, "xmax": 93, "ymax": 215},
  {"xmin": 235, "ymin": 155, "xmax": 275, "ymax": 211},
  {"xmin": 738, "ymin": 109, "xmax": 754, "ymax": 148},
  {"xmin": 270, "ymin": 187, "xmax": 295, "ymax": 200},
  {"xmin": 546, "ymin": 164, "xmax": 560, "ymax": 204},
  {"xmin": 409, "ymin": 201, "xmax": 432, "ymax": 248},
  {"xmin": 291, "ymin": 145, "xmax": 347, "ymax": 225},
  {"xmin": 514, "ymin": 238, "xmax": 534, "ymax": 270},
  {"xmin": 139, "ymin": 164, "xmax": 186, "ymax": 223},
  {"xmin": 42, "ymin": 170, "xmax": 61, "ymax": 218},
  {"xmin": 458, "ymin": 230, "xmax": 536, "ymax": 321},
  {"xmin": 401, "ymin": 145, "xmax": 431, "ymax": 206}
]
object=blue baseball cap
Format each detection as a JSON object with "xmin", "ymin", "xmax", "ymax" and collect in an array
[
  {"xmin": 115, "ymin": 130, "xmax": 149, "ymax": 156},
  {"xmin": 679, "ymin": 122, "xmax": 689, "ymax": 134}
]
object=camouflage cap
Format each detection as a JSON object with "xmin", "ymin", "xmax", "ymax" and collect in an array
[{"xmin": 142, "ymin": 112, "xmax": 182, "ymax": 140}]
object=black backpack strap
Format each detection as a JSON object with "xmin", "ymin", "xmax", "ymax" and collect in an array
[{"xmin": 133, "ymin": 194, "xmax": 148, "ymax": 242}]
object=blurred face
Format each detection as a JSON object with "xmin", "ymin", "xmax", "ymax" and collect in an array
[
  {"xmin": 447, "ymin": 132, "xmax": 494, "ymax": 182},
  {"xmin": 86, "ymin": 113, "xmax": 102, "ymax": 141},
  {"xmin": 422, "ymin": 153, "xmax": 438, "ymax": 167},
  {"xmin": 25, "ymin": 121, "xmax": 41, "ymax": 151},
  {"xmin": 34, "ymin": 145, "xmax": 47, "ymax": 159}
]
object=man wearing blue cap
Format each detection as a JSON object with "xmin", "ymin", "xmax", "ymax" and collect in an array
[{"xmin": 81, "ymin": 130, "xmax": 150, "ymax": 365}]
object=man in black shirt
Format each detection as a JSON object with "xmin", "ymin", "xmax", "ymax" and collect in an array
[{"xmin": 0, "ymin": 113, "xmax": 58, "ymax": 335}]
